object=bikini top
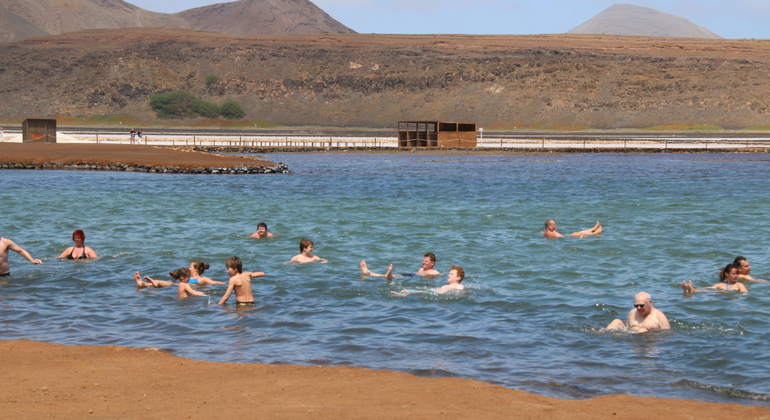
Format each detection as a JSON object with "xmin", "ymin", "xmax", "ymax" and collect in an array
[
  {"xmin": 189, "ymin": 278, "xmax": 199, "ymax": 284},
  {"xmin": 67, "ymin": 246, "xmax": 88, "ymax": 260}
]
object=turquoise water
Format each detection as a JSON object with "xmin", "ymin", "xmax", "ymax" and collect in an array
[{"xmin": 1, "ymin": 152, "xmax": 770, "ymax": 406}]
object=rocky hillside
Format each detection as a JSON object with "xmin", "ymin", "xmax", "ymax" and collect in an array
[
  {"xmin": 568, "ymin": 4, "xmax": 722, "ymax": 39},
  {"xmin": 1, "ymin": 29, "xmax": 770, "ymax": 129},
  {"xmin": 0, "ymin": 0, "xmax": 353, "ymax": 43}
]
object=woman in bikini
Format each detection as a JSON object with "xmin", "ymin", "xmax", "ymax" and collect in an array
[
  {"xmin": 133, "ymin": 260, "xmax": 223, "ymax": 289},
  {"xmin": 681, "ymin": 263, "xmax": 748, "ymax": 293},
  {"xmin": 57, "ymin": 229, "xmax": 98, "ymax": 259}
]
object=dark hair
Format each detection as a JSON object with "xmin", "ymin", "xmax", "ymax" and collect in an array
[
  {"xmin": 72, "ymin": 229, "xmax": 85, "ymax": 241},
  {"xmin": 300, "ymin": 238, "xmax": 314, "ymax": 252},
  {"xmin": 424, "ymin": 253, "xmax": 436, "ymax": 264},
  {"xmin": 450, "ymin": 265, "xmax": 465, "ymax": 282},
  {"xmin": 191, "ymin": 260, "xmax": 210, "ymax": 274},
  {"xmin": 169, "ymin": 267, "xmax": 191, "ymax": 281},
  {"xmin": 733, "ymin": 256, "xmax": 747, "ymax": 266},
  {"xmin": 719, "ymin": 263, "xmax": 739, "ymax": 282},
  {"xmin": 226, "ymin": 256, "xmax": 243, "ymax": 274},
  {"xmin": 258, "ymin": 222, "xmax": 268, "ymax": 230}
]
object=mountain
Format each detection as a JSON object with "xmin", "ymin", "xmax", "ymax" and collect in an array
[
  {"xmin": 568, "ymin": 3, "xmax": 723, "ymax": 39},
  {"xmin": 0, "ymin": 0, "xmax": 354, "ymax": 43}
]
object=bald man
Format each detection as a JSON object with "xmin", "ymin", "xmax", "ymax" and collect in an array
[{"xmin": 605, "ymin": 292, "xmax": 670, "ymax": 333}]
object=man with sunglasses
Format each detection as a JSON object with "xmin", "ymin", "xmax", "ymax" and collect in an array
[{"xmin": 604, "ymin": 292, "xmax": 670, "ymax": 333}]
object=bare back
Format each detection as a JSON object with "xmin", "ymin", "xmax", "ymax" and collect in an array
[{"xmin": 232, "ymin": 272, "xmax": 255, "ymax": 302}]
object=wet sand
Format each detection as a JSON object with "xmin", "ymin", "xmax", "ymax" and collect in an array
[
  {"xmin": 1, "ymin": 340, "xmax": 767, "ymax": 419},
  {"xmin": 0, "ymin": 143, "xmax": 275, "ymax": 169}
]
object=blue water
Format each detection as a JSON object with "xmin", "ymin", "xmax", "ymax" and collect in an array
[{"xmin": 2, "ymin": 152, "xmax": 770, "ymax": 406}]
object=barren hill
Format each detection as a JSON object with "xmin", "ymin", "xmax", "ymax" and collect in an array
[
  {"xmin": 568, "ymin": 3, "xmax": 722, "ymax": 39},
  {"xmin": 2, "ymin": 29, "xmax": 770, "ymax": 129},
  {"xmin": 0, "ymin": 0, "xmax": 353, "ymax": 43}
]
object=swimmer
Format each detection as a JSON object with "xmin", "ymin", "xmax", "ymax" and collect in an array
[
  {"xmin": 249, "ymin": 222, "xmax": 274, "ymax": 238},
  {"xmin": 543, "ymin": 219, "xmax": 602, "ymax": 239},
  {"xmin": 56, "ymin": 229, "xmax": 98, "ymax": 259},
  {"xmin": 0, "ymin": 235, "xmax": 42, "ymax": 277},
  {"xmin": 360, "ymin": 253, "xmax": 440, "ymax": 279},
  {"xmin": 188, "ymin": 261, "xmax": 225, "ymax": 285},
  {"xmin": 682, "ymin": 263, "xmax": 748, "ymax": 293},
  {"xmin": 218, "ymin": 256, "xmax": 265, "ymax": 306},
  {"xmin": 733, "ymin": 256, "xmax": 770, "ymax": 283},
  {"xmin": 171, "ymin": 268, "xmax": 207, "ymax": 299},
  {"xmin": 603, "ymin": 292, "xmax": 670, "ymax": 333},
  {"xmin": 287, "ymin": 239, "xmax": 328, "ymax": 263},
  {"xmin": 391, "ymin": 265, "xmax": 465, "ymax": 297}
]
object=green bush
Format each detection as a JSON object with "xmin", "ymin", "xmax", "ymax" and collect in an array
[
  {"xmin": 205, "ymin": 75, "xmax": 220, "ymax": 86},
  {"xmin": 220, "ymin": 101, "xmax": 246, "ymax": 120},
  {"xmin": 150, "ymin": 90, "xmax": 223, "ymax": 119}
]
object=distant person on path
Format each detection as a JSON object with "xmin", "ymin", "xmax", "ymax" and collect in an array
[
  {"xmin": 391, "ymin": 265, "xmax": 466, "ymax": 296},
  {"xmin": 0, "ymin": 127, "xmax": 4, "ymax": 141},
  {"xmin": 129, "ymin": 128, "xmax": 136, "ymax": 144},
  {"xmin": 56, "ymin": 229, "xmax": 98, "ymax": 259},
  {"xmin": 287, "ymin": 239, "xmax": 327, "ymax": 263},
  {"xmin": 250, "ymin": 222, "xmax": 274, "ymax": 238},
  {"xmin": 682, "ymin": 263, "xmax": 748, "ymax": 293},
  {"xmin": 733, "ymin": 256, "xmax": 769, "ymax": 283},
  {"xmin": 604, "ymin": 292, "xmax": 670, "ymax": 333},
  {"xmin": 0, "ymin": 235, "xmax": 43, "ymax": 276},
  {"xmin": 360, "ymin": 253, "xmax": 440, "ymax": 279},
  {"xmin": 137, "ymin": 129, "xmax": 143, "ymax": 139},
  {"xmin": 543, "ymin": 219, "xmax": 602, "ymax": 239},
  {"xmin": 219, "ymin": 256, "xmax": 265, "ymax": 306}
]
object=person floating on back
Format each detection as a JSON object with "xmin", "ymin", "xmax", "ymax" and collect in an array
[
  {"xmin": 360, "ymin": 252, "xmax": 440, "ymax": 279},
  {"xmin": 287, "ymin": 239, "xmax": 328, "ymax": 263},
  {"xmin": 681, "ymin": 263, "xmax": 748, "ymax": 293},
  {"xmin": 218, "ymin": 256, "xmax": 265, "ymax": 306},
  {"xmin": 543, "ymin": 219, "xmax": 602, "ymax": 239},
  {"xmin": 603, "ymin": 292, "xmax": 670, "ymax": 333},
  {"xmin": 391, "ymin": 265, "xmax": 466, "ymax": 297}
]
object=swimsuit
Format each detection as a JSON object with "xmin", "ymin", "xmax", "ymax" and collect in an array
[
  {"xmin": 236, "ymin": 301, "xmax": 256, "ymax": 306},
  {"xmin": 67, "ymin": 247, "xmax": 88, "ymax": 259},
  {"xmin": 189, "ymin": 278, "xmax": 199, "ymax": 284},
  {"xmin": 0, "ymin": 272, "xmax": 10, "ymax": 277}
]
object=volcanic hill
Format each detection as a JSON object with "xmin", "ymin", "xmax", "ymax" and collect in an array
[{"xmin": 1, "ymin": 29, "xmax": 770, "ymax": 129}]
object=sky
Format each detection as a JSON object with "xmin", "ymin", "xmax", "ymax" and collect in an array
[{"xmin": 126, "ymin": 0, "xmax": 770, "ymax": 39}]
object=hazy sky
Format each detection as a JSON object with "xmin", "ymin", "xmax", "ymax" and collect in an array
[{"xmin": 126, "ymin": 0, "xmax": 770, "ymax": 39}]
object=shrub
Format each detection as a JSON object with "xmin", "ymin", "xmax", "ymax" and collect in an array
[
  {"xmin": 205, "ymin": 75, "xmax": 220, "ymax": 86},
  {"xmin": 220, "ymin": 101, "xmax": 246, "ymax": 120},
  {"xmin": 150, "ymin": 90, "xmax": 222, "ymax": 119}
]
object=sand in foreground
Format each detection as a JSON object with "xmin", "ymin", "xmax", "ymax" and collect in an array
[{"xmin": 0, "ymin": 340, "xmax": 767, "ymax": 419}]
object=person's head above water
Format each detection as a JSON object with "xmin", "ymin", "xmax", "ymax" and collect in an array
[
  {"xmin": 733, "ymin": 256, "xmax": 751, "ymax": 275},
  {"xmin": 190, "ymin": 261, "xmax": 210, "ymax": 275},
  {"xmin": 169, "ymin": 267, "xmax": 191, "ymax": 282},
  {"xmin": 300, "ymin": 238, "xmax": 314, "ymax": 253},
  {"xmin": 719, "ymin": 263, "xmax": 740, "ymax": 283},
  {"xmin": 226, "ymin": 256, "xmax": 243, "ymax": 274},
  {"xmin": 633, "ymin": 292, "xmax": 653, "ymax": 316},
  {"xmin": 450, "ymin": 265, "xmax": 465, "ymax": 283},
  {"xmin": 422, "ymin": 253, "xmax": 436, "ymax": 270},
  {"xmin": 257, "ymin": 222, "xmax": 268, "ymax": 231},
  {"xmin": 72, "ymin": 229, "xmax": 85, "ymax": 242},
  {"xmin": 544, "ymin": 219, "xmax": 557, "ymax": 231}
]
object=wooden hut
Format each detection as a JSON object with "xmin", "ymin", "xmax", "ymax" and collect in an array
[
  {"xmin": 22, "ymin": 119, "xmax": 57, "ymax": 143},
  {"xmin": 398, "ymin": 121, "xmax": 477, "ymax": 148}
]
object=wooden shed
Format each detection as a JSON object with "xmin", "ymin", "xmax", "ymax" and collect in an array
[
  {"xmin": 398, "ymin": 121, "xmax": 477, "ymax": 148},
  {"xmin": 22, "ymin": 119, "xmax": 57, "ymax": 143}
]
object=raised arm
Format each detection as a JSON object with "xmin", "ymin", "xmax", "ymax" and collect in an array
[
  {"xmin": 218, "ymin": 279, "xmax": 236, "ymax": 305},
  {"xmin": 247, "ymin": 271, "xmax": 265, "ymax": 278}
]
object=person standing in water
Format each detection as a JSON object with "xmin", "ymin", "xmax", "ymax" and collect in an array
[
  {"xmin": 219, "ymin": 256, "xmax": 265, "ymax": 306},
  {"xmin": 0, "ymin": 234, "xmax": 42, "ymax": 277},
  {"xmin": 604, "ymin": 292, "xmax": 670, "ymax": 333},
  {"xmin": 57, "ymin": 229, "xmax": 98, "ymax": 259}
]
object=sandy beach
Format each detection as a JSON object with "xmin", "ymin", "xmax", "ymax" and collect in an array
[{"xmin": 1, "ymin": 339, "xmax": 767, "ymax": 419}]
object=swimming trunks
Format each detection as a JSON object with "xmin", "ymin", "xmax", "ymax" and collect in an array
[
  {"xmin": 0, "ymin": 272, "xmax": 10, "ymax": 277},
  {"xmin": 188, "ymin": 278, "xmax": 199, "ymax": 284},
  {"xmin": 235, "ymin": 301, "xmax": 256, "ymax": 306},
  {"xmin": 67, "ymin": 247, "xmax": 88, "ymax": 260}
]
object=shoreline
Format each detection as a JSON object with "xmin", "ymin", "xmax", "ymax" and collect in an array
[
  {"xmin": 1, "ymin": 339, "xmax": 768, "ymax": 419},
  {"xmin": 0, "ymin": 143, "xmax": 288, "ymax": 174}
]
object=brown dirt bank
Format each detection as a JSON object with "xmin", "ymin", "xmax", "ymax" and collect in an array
[
  {"xmin": 0, "ymin": 143, "xmax": 278, "ymax": 171},
  {"xmin": 1, "ymin": 340, "xmax": 767, "ymax": 419}
]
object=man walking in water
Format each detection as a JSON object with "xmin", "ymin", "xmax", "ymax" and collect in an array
[
  {"xmin": 0, "ymin": 235, "xmax": 43, "ymax": 277},
  {"xmin": 604, "ymin": 292, "xmax": 670, "ymax": 333}
]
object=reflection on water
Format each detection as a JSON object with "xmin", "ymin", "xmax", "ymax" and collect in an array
[{"xmin": 1, "ymin": 153, "xmax": 770, "ymax": 406}]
